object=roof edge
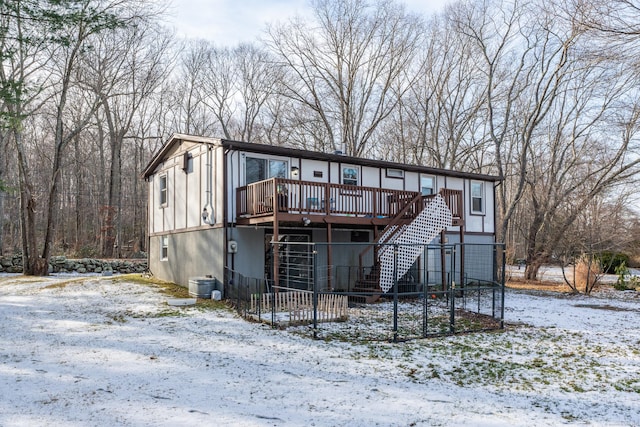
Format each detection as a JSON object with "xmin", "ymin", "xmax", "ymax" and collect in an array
[
  {"xmin": 141, "ymin": 134, "xmax": 221, "ymax": 179},
  {"xmin": 142, "ymin": 134, "xmax": 502, "ymax": 182},
  {"xmin": 221, "ymin": 138, "xmax": 502, "ymax": 182}
]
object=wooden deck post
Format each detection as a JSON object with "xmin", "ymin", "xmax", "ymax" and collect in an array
[
  {"xmin": 273, "ymin": 179, "xmax": 280, "ymax": 292},
  {"xmin": 327, "ymin": 223, "xmax": 332, "ymax": 291},
  {"xmin": 273, "ymin": 218, "xmax": 279, "ymax": 293},
  {"xmin": 459, "ymin": 224, "xmax": 465, "ymax": 289},
  {"xmin": 440, "ymin": 230, "xmax": 447, "ymax": 292}
]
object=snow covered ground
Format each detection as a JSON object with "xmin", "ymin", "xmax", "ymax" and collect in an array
[{"xmin": 0, "ymin": 274, "xmax": 638, "ymax": 426}]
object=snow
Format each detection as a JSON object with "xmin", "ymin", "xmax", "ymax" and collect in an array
[{"xmin": 0, "ymin": 274, "xmax": 639, "ymax": 426}]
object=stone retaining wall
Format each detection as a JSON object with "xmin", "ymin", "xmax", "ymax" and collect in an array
[{"xmin": 0, "ymin": 255, "xmax": 147, "ymax": 274}]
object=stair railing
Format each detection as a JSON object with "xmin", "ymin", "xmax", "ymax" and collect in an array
[{"xmin": 357, "ymin": 193, "xmax": 435, "ymax": 282}]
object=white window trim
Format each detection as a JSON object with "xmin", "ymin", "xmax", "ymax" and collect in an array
[
  {"xmin": 421, "ymin": 175, "xmax": 436, "ymax": 196},
  {"xmin": 386, "ymin": 168, "xmax": 404, "ymax": 179},
  {"xmin": 159, "ymin": 174, "xmax": 168, "ymax": 208},
  {"xmin": 244, "ymin": 155, "xmax": 289, "ymax": 185},
  {"xmin": 470, "ymin": 181, "xmax": 485, "ymax": 215},
  {"xmin": 160, "ymin": 236, "xmax": 168, "ymax": 261},
  {"xmin": 342, "ymin": 165, "xmax": 360, "ymax": 186}
]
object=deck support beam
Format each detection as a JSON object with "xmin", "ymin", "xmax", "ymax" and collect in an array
[
  {"xmin": 327, "ymin": 223, "xmax": 332, "ymax": 291},
  {"xmin": 273, "ymin": 214, "xmax": 279, "ymax": 293}
]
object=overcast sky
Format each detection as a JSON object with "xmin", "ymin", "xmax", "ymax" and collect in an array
[{"xmin": 163, "ymin": 0, "xmax": 452, "ymax": 45}]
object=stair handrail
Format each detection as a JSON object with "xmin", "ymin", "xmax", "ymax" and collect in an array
[{"xmin": 358, "ymin": 193, "xmax": 435, "ymax": 282}]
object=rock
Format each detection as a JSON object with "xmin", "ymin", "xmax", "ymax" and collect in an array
[
  {"xmin": 77, "ymin": 267, "xmax": 87, "ymax": 274},
  {"xmin": 51, "ymin": 256, "xmax": 67, "ymax": 265}
]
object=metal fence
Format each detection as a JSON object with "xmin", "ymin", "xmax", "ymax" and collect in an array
[{"xmin": 225, "ymin": 242, "xmax": 505, "ymax": 342}]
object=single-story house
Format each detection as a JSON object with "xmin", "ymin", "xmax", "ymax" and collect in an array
[{"xmin": 142, "ymin": 134, "xmax": 501, "ymax": 296}]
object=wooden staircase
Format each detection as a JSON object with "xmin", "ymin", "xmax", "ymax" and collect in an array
[
  {"xmin": 352, "ymin": 193, "xmax": 429, "ymax": 303},
  {"xmin": 352, "ymin": 189, "xmax": 462, "ymax": 303}
]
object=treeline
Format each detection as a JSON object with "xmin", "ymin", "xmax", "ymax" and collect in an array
[{"xmin": 1, "ymin": 0, "xmax": 639, "ymax": 278}]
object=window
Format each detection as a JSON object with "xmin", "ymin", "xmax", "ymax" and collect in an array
[
  {"xmin": 471, "ymin": 181, "xmax": 484, "ymax": 214},
  {"xmin": 159, "ymin": 174, "xmax": 168, "ymax": 207},
  {"xmin": 246, "ymin": 157, "xmax": 287, "ymax": 184},
  {"xmin": 342, "ymin": 166, "xmax": 359, "ymax": 186},
  {"xmin": 160, "ymin": 236, "xmax": 168, "ymax": 260},
  {"xmin": 386, "ymin": 168, "xmax": 404, "ymax": 179},
  {"xmin": 421, "ymin": 176, "xmax": 435, "ymax": 196}
]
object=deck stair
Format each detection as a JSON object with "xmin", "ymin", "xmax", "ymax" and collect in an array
[{"xmin": 353, "ymin": 193, "xmax": 453, "ymax": 302}]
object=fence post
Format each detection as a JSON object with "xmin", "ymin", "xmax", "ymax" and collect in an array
[
  {"xmin": 393, "ymin": 243, "xmax": 399, "ymax": 343},
  {"xmin": 423, "ymin": 244, "xmax": 428, "ymax": 338},
  {"xmin": 312, "ymin": 244, "xmax": 318, "ymax": 339},
  {"xmin": 500, "ymin": 244, "xmax": 506, "ymax": 329},
  {"xmin": 449, "ymin": 247, "xmax": 456, "ymax": 334},
  {"xmin": 271, "ymin": 283, "xmax": 276, "ymax": 327}
]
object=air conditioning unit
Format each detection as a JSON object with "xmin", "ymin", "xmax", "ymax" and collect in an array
[{"xmin": 188, "ymin": 277, "xmax": 214, "ymax": 298}]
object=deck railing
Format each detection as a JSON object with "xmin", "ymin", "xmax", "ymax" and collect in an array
[
  {"xmin": 439, "ymin": 188, "xmax": 463, "ymax": 224},
  {"xmin": 236, "ymin": 178, "xmax": 419, "ymax": 219}
]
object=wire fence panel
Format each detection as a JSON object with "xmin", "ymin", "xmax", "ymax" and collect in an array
[{"xmin": 225, "ymin": 242, "xmax": 505, "ymax": 342}]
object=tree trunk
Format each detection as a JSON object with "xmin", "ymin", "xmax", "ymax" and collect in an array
[
  {"xmin": 0, "ymin": 189, "xmax": 4, "ymax": 256},
  {"xmin": 15, "ymin": 131, "xmax": 48, "ymax": 275},
  {"xmin": 74, "ymin": 134, "xmax": 82, "ymax": 253},
  {"xmin": 102, "ymin": 133, "xmax": 123, "ymax": 258}
]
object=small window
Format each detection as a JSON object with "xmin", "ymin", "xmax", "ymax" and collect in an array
[
  {"xmin": 471, "ymin": 181, "xmax": 484, "ymax": 214},
  {"xmin": 342, "ymin": 166, "xmax": 359, "ymax": 186},
  {"xmin": 421, "ymin": 176, "xmax": 435, "ymax": 196},
  {"xmin": 386, "ymin": 168, "xmax": 404, "ymax": 179},
  {"xmin": 160, "ymin": 236, "xmax": 168, "ymax": 260},
  {"xmin": 159, "ymin": 174, "xmax": 168, "ymax": 207}
]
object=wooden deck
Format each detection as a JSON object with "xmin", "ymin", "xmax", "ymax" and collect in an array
[{"xmin": 236, "ymin": 178, "xmax": 463, "ymax": 226}]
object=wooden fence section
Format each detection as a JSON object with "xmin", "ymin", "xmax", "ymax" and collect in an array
[{"xmin": 250, "ymin": 290, "xmax": 348, "ymax": 325}]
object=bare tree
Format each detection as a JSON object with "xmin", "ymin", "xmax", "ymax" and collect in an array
[
  {"xmin": 385, "ymin": 11, "xmax": 487, "ymax": 170},
  {"xmin": 558, "ymin": 194, "xmax": 639, "ymax": 294},
  {"xmin": 1, "ymin": 0, "xmax": 139, "ymax": 274},
  {"xmin": 451, "ymin": 0, "xmax": 584, "ymax": 246},
  {"xmin": 79, "ymin": 22, "xmax": 173, "ymax": 257},
  {"xmin": 176, "ymin": 40, "xmax": 215, "ymax": 135},
  {"xmin": 266, "ymin": 0, "xmax": 424, "ymax": 156}
]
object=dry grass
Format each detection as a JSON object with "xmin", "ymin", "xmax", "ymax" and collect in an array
[
  {"xmin": 506, "ymin": 278, "xmax": 575, "ymax": 293},
  {"xmin": 574, "ymin": 257, "xmax": 601, "ymax": 290}
]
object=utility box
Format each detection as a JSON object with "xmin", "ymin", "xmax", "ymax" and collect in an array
[{"xmin": 188, "ymin": 277, "xmax": 215, "ymax": 299}]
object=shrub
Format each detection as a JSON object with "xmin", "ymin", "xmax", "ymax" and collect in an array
[
  {"xmin": 598, "ymin": 252, "xmax": 630, "ymax": 274},
  {"xmin": 575, "ymin": 255, "xmax": 601, "ymax": 292},
  {"xmin": 613, "ymin": 262, "xmax": 640, "ymax": 291}
]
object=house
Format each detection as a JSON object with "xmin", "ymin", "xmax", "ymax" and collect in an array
[{"xmin": 142, "ymin": 134, "xmax": 501, "ymax": 296}]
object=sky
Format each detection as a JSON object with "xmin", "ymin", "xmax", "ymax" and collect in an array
[{"xmin": 163, "ymin": 0, "xmax": 453, "ymax": 45}]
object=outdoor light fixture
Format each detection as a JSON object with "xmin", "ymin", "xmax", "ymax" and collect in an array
[
  {"xmin": 302, "ymin": 217, "xmax": 311, "ymax": 226},
  {"xmin": 291, "ymin": 166, "xmax": 299, "ymax": 178}
]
